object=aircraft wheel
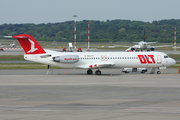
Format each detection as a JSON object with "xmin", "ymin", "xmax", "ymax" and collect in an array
[
  {"xmin": 95, "ymin": 70, "xmax": 101, "ymax": 75},
  {"xmin": 157, "ymin": 71, "xmax": 161, "ymax": 74},
  {"xmin": 87, "ymin": 69, "xmax": 93, "ymax": 74},
  {"xmin": 125, "ymin": 71, "xmax": 129, "ymax": 73},
  {"xmin": 141, "ymin": 70, "xmax": 146, "ymax": 73}
]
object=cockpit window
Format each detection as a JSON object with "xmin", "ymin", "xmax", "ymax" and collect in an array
[{"xmin": 164, "ymin": 55, "xmax": 169, "ymax": 58}]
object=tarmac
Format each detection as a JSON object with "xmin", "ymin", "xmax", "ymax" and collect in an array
[
  {"xmin": 0, "ymin": 49, "xmax": 180, "ymax": 119},
  {"xmin": 0, "ymin": 68, "xmax": 180, "ymax": 120}
]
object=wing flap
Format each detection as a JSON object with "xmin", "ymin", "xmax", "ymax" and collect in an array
[{"xmin": 152, "ymin": 45, "xmax": 173, "ymax": 48}]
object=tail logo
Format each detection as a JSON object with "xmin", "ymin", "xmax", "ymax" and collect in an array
[{"xmin": 27, "ymin": 39, "xmax": 38, "ymax": 53}]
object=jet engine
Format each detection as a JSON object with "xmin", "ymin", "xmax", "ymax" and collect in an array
[
  {"xmin": 52, "ymin": 55, "xmax": 79, "ymax": 63},
  {"xmin": 151, "ymin": 47, "xmax": 155, "ymax": 51},
  {"xmin": 131, "ymin": 48, "xmax": 135, "ymax": 51}
]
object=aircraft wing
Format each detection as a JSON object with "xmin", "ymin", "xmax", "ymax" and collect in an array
[
  {"xmin": 133, "ymin": 42, "xmax": 139, "ymax": 44},
  {"xmin": 132, "ymin": 42, "xmax": 157, "ymax": 44},
  {"xmin": 133, "ymin": 45, "xmax": 140, "ymax": 48},
  {"xmin": 114, "ymin": 45, "xmax": 140, "ymax": 48},
  {"xmin": 146, "ymin": 42, "xmax": 157, "ymax": 44},
  {"xmin": 77, "ymin": 62, "xmax": 115, "ymax": 69},
  {"xmin": 114, "ymin": 45, "xmax": 132, "ymax": 48},
  {"xmin": 148, "ymin": 45, "xmax": 173, "ymax": 48}
]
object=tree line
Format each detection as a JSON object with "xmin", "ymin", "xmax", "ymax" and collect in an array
[{"xmin": 0, "ymin": 19, "xmax": 180, "ymax": 43}]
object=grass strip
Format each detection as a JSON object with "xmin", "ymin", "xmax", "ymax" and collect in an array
[
  {"xmin": 0, "ymin": 55, "xmax": 24, "ymax": 61},
  {"xmin": 168, "ymin": 54, "xmax": 180, "ymax": 60}
]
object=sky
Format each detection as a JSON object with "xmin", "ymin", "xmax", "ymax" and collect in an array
[{"xmin": 0, "ymin": 0, "xmax": 180, "ymax": 25}]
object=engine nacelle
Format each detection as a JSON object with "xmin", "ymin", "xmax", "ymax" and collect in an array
[
  {"xmin": 151, "ymin": 47, "xmax": 155, "ymax": 51},
  {"xmin": 131, "ymin": 48, "xmax": 135, "ymax": 51},
  {"xmin": 53, "ymin": 55, "xmax": 79, "ymax": 63}
]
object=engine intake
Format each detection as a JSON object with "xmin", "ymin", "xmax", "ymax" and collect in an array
[
  {"xmin": 53, "ymin": 55, "xmax": 79, "ymax": 63},
  {"xmin": 151, "ymin": 47, "xmax": 155, "ymax": 51}
]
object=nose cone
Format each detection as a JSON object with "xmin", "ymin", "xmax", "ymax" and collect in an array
[{"xmin": 167, "ymin": 58, "xmax": 176, "ymax": 66}]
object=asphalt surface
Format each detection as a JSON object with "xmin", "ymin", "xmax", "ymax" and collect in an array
[
  {"xmin": 0, "ymin": 49, "xmax": 180, "ymax": 120},
  {"xmin": 0, "ymin": 68, "xmax": 180, "ymax": 120}
]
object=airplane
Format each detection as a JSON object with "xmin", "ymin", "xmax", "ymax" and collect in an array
[
  {"xmin": 0, "ymin": 44, "xmax": 5, "ymax": 51},
  {"xmin": 10, "ymin": 41, "xmax": 16, "ymax": 47},
  {"xmin": 172, "ymin": 46, "xmax": 180, "ymax": 51},
  {"xmin": 4, "ymin": 34, "xmax": 176, "ymax": 75},
  {"xmin": 116, "ymin": 30, "xmax": 172, "ymax": 52},
  {"xmin": 0, "ymin": 46, "xmax": 4, "ymax": 51}
]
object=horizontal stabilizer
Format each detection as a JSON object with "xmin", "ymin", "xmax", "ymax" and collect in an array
[{"xmin": 4, "ymin": 36, "xmax": 12, "ymax": 38}]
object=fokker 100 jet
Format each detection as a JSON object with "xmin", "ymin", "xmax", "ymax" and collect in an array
[{"xmin": 5, "ymin": 34, "xmax": 176, "ymax": 75}]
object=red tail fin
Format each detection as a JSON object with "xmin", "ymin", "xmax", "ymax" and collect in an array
[{"xmin": 12, "ymin": 34, "xmax": 46, "ymax": 54}]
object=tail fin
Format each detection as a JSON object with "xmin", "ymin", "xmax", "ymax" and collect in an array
[
  {"xmin": 143, "ymin": 30, "xmax": 146, "ymax": 42},
  {"xmin": 12, "ymin": 34, "xmax": 46, "ymax": 54}
]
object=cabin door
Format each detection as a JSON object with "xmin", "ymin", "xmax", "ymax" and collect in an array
[{"xmin": 157, "ymin": 55, "xmax": 162, "ymax": 64}]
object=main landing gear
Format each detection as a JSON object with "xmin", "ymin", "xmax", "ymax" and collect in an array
[
  {"xmin": 87, "ymin": 69, "xmax": 101, "ymax": 75},
  {"xmin": 95, "ymin": 70, "xmax": 101, "ymax": 75},
  {"xmin": 87, "ymin": 69, "xmax": 93, "ymax": 74},
  {"xmin": 157, "ymin": 71, "xmax": 161, "ymax": 74},
  {"xmin": 46, "ymin": 65, "xmax": 53, "ymax": 75}
]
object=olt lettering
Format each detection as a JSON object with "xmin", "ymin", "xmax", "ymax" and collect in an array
[{"xmin": 138, "ymin": 55, "xmax": 155, "ymax": 64}]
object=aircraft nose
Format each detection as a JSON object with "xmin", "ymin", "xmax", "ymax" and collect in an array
[{"xmin": 168, "ymin": 58, "xmax": 176, "ymax": 66}]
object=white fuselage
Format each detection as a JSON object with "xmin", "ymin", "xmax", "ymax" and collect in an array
[
  {"xmin": 138, "ymin": 41, "xmax": 148, "ymax": 49},
  {"xmin": 24, "ymin": 49, "xmax": 176, "ymax": 69}
]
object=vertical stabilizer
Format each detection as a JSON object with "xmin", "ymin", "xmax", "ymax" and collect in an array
[
  {"xmin": 12, "ymin": 34, "xmax": 46, "ymax": 54},
  {"xmin": 143, "ymin": 30, "xmax": 146, "ymax": 42}
]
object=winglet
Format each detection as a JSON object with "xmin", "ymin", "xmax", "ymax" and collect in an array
[{"xmin": 12, "ymin": 34, "xmax": 46, "ymax": 54}]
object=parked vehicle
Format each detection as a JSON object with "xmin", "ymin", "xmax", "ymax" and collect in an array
[{"xmin": 122, "ymin": 68, "xmax": 147, "ymax": 74}]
